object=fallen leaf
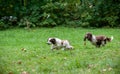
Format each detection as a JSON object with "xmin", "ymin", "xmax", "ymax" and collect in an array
[
  {"xmin": 21, "ymin": 71, "xmax": 29, "ymax": 74},
  {"xmin": 17, "ymin": 60, "xmax": 22, "ymax": 65},
  {"xmin": 21, "ymin": 48, "xmax": 27, "ymax": 52},
  {"xmin": 108, "ymin": 67, "xmax": 112, "ymax": 71},
  {"xmin": 102, "ymin": 68, "xmax": 107, "ymax": 72},
  {"xmin": 8, "ymin": 71, "xmax": 13, "ymax": 74},
  {"xmin": 63, "ymin": 57, "xmax": 67, "ymax": 60}
]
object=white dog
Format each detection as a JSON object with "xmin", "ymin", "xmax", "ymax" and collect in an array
[{"xmin": 47, "ymin": 37, "xmax": 73, "ymax": 50}]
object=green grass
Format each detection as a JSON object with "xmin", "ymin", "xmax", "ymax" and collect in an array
[{"xmin": 0, "ymin": 27, "xmax": 120, "ymax": 74}]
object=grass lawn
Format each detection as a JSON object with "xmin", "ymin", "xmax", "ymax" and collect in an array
[{"xmin": 0, "ymin": 27, "xmax": 120, "ymax": 74}]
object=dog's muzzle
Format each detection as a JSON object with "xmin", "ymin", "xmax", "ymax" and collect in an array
[{"xmin": 47, "ymin": 42, "xmax": 51, "ymax": 45}]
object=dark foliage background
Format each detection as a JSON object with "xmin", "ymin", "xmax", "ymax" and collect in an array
[{"xmin": 0, "ymin": 0, "xmax": 120, "ymax": 29}]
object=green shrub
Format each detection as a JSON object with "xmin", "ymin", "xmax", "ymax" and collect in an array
[
  {"xmin": 18, "ymin": 17, "xmax": 35, "ymax": 28},
  {"xmin": 0, "ymin": 20, "xmax": 6, "ymax": 30},
  {"xmin": 0, "ymin": 0, "xmax": 120, "ymax": 29}
]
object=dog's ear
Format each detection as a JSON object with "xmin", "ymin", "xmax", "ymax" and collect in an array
[
  {"xmin": 50, "ymin": 38, "xmax": 56, "ymax": 44},
  {"xmin": 87, "ymin": 33, "xmax": 92, "ymax": 38},
  {"xmin": 85, "ymin": 33, "xmax": 92, "ymax": 41}
]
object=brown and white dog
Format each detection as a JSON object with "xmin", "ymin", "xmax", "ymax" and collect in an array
[
  {"xmin": 47, "ymin": 37, "xmax": 73, "ymax": 50},
  {"xmin": 84, "ymin": 32, "xmax": 113, "ymax": 47}
]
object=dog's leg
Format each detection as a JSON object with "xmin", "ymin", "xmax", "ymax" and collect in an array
[
  {"xmin": 96, "ymin": 45, "xmax": 99, "ymax": 48},
  {"xmin": 102, "ymin": 40, "xmax": 107, "ymax": 46},
  {"xmin": 65, "ymin": 45, "xmax": 73, "ymax": 50},
  {"xmin": 96, "ymin": 42, "xmax": 101, "ymax": 48},
  {"xmin": 96, "ymin": 45, "xmax": 100, "ymax": 48},
  {"xmin": 51, "ymin": 45, "xmax": 56, "ymax": 50},
  {"xmin": 51, "ymin": 45, "xmax": 59, "ymax": 50},
  {"xmin": 62, "ymin": 48, "xmax": 65, "ymax": 50},
  {"xmin": 51, "ymin": 46, "xmax": 54, "ymax": 50},
  {"xmin": 101, "ymin": 41, "xmax": 105, "ymax": 46}
]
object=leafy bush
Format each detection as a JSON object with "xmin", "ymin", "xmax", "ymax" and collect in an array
[
  {"xmin": 18, "ymin": 17, "xmax": 35, "ymax": 29},
  {"xmin": 0, "ymin": 0, "xmax": 120, "ymax": 29},
  {"xmin": 0, "ymin": 20, "xmax": 6, "ymax": 30},
  {"xmin": 0, "ymin": 16, "xmax": 17, "ymax": 29}
]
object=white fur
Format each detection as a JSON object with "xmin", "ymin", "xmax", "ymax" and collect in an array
[
  {"xmin": 91, "ymin": 35, "xmax": 106, "ymax": 46},
  {"xmin": 91, "ymin": 35, "xmax": 97, "ymax": 45},
  {"xmin": 47, "ymin": 38, "xmax": 73, "ymax": 50},
  {"xmin": 101, "ymin": 41, "xmax": 105, "ymax": 46},
  {"xmin": 90, "ymin": 35, "xmax": 113, "ymax": 47},
  {"xmin": 111, "ymin": 36, "xmax": 114, "ymax": 41}
]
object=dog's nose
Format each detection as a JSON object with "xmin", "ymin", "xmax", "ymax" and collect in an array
[{"xmin": 47, "ymin": 42, "xmax": 50, "ymax": 45}]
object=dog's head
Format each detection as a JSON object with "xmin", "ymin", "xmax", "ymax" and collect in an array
[
  {"xmin": 84, "ymin": 32, "xmax": 92, "ymax": 41},
  {"xmin": 47, "ymin": 38, "xmax": 56, "ymax": 45}
]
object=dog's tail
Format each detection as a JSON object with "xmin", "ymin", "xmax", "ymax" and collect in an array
[
  {"xmin": 106, "ymin": 36, "xmax": 114, "ymax": 42},
  {"xmin": 111, "ymin": 36, "xmax": 114, "ymax": 41}
]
